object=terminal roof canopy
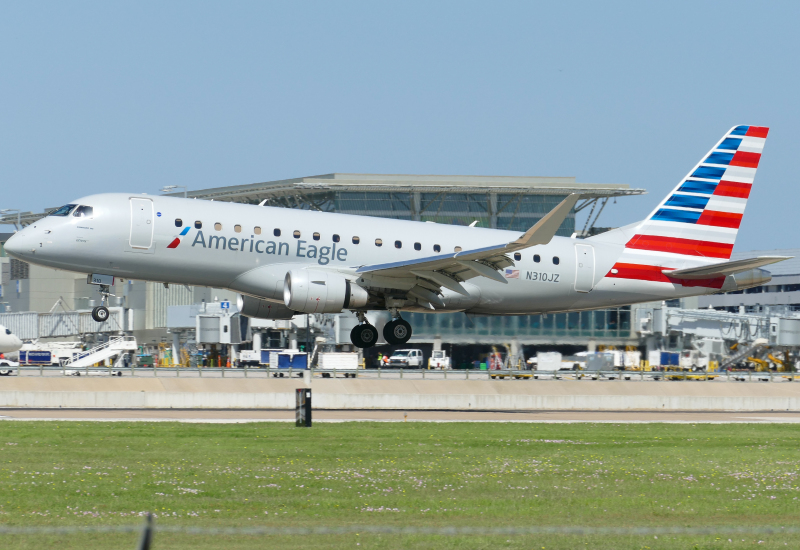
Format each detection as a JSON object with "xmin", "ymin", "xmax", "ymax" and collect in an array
[
  {"xmin": 167, "ymin": 173, "xmax": 643, "ymax": 203},
  {"xmin": 2, "ymin": 173, "xmax": 644, "ymax": 227}
]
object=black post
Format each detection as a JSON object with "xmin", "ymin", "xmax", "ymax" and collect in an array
[
  {"xmin": 295, "ymin": 388, "xmax": 312, "ymax": 427},
  {"xmin": 137, "ymin": 513, "xmax": 154, "ymax": 550}
]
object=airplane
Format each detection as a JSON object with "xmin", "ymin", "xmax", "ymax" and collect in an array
[
  {"xmin": 0, "ymin": 324, "xmax": 23, "ymax": 354},
  {"xmin": 3, "ymin": 125, "xmax": 787, "ymax": 349}
]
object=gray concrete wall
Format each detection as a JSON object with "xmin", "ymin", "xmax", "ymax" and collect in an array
[{"xmin": 1, "ymin": 378, "xmax": 800, "ymax": 411}]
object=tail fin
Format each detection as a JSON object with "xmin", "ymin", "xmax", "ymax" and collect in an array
[{"xmin": 626, "ymin": 125, "xmax": 769, "ymax": 260}]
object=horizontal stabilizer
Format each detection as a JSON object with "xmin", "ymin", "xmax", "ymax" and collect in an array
[{"xmin": 662, "ymin": 256, "xmax": 791, "ymax": 280}]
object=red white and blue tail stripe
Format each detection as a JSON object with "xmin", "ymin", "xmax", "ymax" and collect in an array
[{"xmin": 607, "ymin": 125, "xmax": 768, "ymax": 288}]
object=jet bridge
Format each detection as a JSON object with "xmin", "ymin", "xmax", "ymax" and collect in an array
[{"xmin": 635, "ymin": 305, "xmax": 799, "ymax": 369}]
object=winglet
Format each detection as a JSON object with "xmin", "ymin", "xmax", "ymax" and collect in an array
[{"xmin": 506, "ymin": 194, "xmax": 581, "ymax": 251}]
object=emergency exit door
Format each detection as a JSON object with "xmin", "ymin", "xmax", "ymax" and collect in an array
[
  {"xmin": 574, "ymin": 244, "xmax": 595, "ymax": 293},
  {"xmin": 129, "ymin": 198, "xmax": 154, "ymax": 249}
]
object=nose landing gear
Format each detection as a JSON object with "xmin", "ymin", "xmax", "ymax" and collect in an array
[{"xmin": 91, "ymin": 284, "xmax": 113, "ymax": 323}]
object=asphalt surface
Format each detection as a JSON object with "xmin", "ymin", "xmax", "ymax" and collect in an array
[{"xmin": 2, "ymin": 409, "xmax": 800, "ymax": 423}]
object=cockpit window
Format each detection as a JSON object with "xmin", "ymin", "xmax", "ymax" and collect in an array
[
  {"xmin": 4, "ymin": 329, "xmax": 10, "ymax": 335},
  {"xmin": 72, "ymin": 205, "xmax": 93, "ymax": 218},
  {"xmin": 50, "ymin": 204, "xmax": 77, "ymax": 217}
]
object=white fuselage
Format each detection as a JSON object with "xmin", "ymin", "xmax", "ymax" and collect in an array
[
  {"xmin": 0, "ymin": 325, "xmax": 23, "ymax": 354},
  {"xmin": 4, "ymin": 193, "xmax": 727, "ymax": 315}
]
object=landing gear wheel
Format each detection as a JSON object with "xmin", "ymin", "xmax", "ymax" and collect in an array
[
  {"xmin": 383, "ymin": 319, "xmax": 412, "ymax": 345},
  {"xmin": 91, "ymin": 306, "xmax": 110, "ymax": 323},
  {"xmin": 350, "ymin": 324, "xmax": 378, "ymax": 348}
]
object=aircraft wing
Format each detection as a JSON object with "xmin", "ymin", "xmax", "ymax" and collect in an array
[
  {"xmin": 662, "ymin": 256, "xmax": 792, "ymax": 280},
  {"xmin": 356, "ymin": 194, "xmax": 580, "ymax": 293}
]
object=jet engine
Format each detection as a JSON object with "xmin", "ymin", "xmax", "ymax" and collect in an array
[
  {"xmin": 237, "ymin": 295, "xmax": 297, "ymax": 320},
  {"xmin": 284, "ymin": 270, "xmax": 369, "ymax": 314}
]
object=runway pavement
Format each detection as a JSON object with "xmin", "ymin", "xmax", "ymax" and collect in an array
[{"xmin": 2, "ymin": 408, "xmax": 800, "ymax": 423}]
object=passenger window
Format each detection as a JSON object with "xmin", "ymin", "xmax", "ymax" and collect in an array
[
  {"xmin": 73, "ymin": 205, "xmax": 93, "ymax": 218},
  {"xmin": 234, "ymin": 225, "xmax": 242, "ymax": 233},
  {"xmin": 274, "ymin": 229, "xmax": 281, "ymax": 237},
  {"xmin": 553, "ymin": 256, "xmax": 560, "ymax": 265},
  {"xmin": 534, "ymin": 254, "xmax": 541, "ymax": 263},
  {"xmin": 514, "ymin": 252, "xmax": 521, "ymax": 261},
  {"xmin": 254, "ymin": 227, "xmax": 262, "ymax": 235},
  {"xmin": 395, "ymin": 240, "xmax": 402, "ymax": 249},
  {"xmin": 414, "ymin": 242, "xmax": 421, "ymax": 251},
  {"xmin": 352, "ymin": 236, "xmax": 360, "ymax": 244},
  {"xmin": 454, "ymin": 246, "xmax": 462, "ymax": 252},
  {"xmin": 194, "ymin": 221, "xmax": 202, "ymax": 229},
  {"xmin": 293, "ymin": 230, "xmax": 301, "ymax": 239},
  {"xmin": 175, "ymin": 219, "xmax": 183, "ymax": 228},
  {"xmin": 333, "ymin": 234, "xmax": 340, "ymax": 243},
  {"xmin": 433, "ymin": 244, "xmax": 441, "ymax": 253},
  {"xmin": 313, "ymin": 232, "xmax": 320, "ymax": 241},
  {"xmin": 375, "ymin": 238, "xmax": 383, "ymax": 247},
  {"xmin": 214, "ymin": 223, "xmax": 222, "ymax": 231}
]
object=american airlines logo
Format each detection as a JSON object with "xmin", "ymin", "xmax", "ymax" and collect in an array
[
  {"xmin": 174, "ymin": 230, "xmax": 348, "ymax": 265},
  {"xmin": 167, "ymin": 227, "xmax": 191, "ymax": 249}
]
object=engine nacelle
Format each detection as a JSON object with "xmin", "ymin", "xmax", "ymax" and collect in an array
[
  {"xmin": 237, "ymin": 295, "xmax": 297, "ymax": 320},
  {"xmin": 284, "ymin": 270, "xmax": 369, "ymax": 314}
]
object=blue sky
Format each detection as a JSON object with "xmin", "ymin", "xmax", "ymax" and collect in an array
[{"xmin": 1, "ymin": 1, "xmax": 797, "ymax": 251}]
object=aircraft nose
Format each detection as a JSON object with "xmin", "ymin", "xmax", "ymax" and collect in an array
[
  {"xmin": 3, "ymin": 231, "xmax": 31, "ymax": 259},
  {"xmin": 3, "ymin": 232, "xmax": 22, "ymax": 257}
]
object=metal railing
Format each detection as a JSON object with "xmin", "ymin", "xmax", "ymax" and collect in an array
[{"xmin": 1, "ymin": 364, "xmax": 795, "ymax": 382}]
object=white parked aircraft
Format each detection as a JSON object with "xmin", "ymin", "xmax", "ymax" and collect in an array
[
  {"xmin": 0, "ymin": 325, "xmax": 23, "ymax": 354},
  {"xmin": 4, "ymin": 126, "xmax": 788, "ymax": 348}
]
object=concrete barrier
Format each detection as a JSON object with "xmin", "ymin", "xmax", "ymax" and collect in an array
[{"xmin": 1, "ymin": 378, "xmax": 800, "ymax": 411}]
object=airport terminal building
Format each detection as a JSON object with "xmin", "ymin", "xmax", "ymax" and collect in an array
[{"xmin": 0, "ymin": 173, "xmax": 644, "ymax": 353}]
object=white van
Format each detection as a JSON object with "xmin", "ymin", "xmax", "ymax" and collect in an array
[{"xmin": 389, "ymin": 349, "xmax": 424, "ymax": 368}]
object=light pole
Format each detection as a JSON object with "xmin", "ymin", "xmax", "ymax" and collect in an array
[
  {"xmin": 0, "ymin": 209, "xmax": 21, "ymax": 231},
  {"xmin": 160, "ymin": 185, "xmax": 188, "ymax": 198}
]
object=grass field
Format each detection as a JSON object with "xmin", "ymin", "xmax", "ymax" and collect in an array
[{"xmin": 1, "ymin": 421, "xmax": 799, "ymax": 549}]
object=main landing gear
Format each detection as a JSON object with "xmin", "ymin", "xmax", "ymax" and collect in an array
[
  {"xmin": 383, "ymin": 317, "xmax": 412, "ymax": 346},
  {"xmin": 91, "ymin": 284, "xmax": 112, "ymax": 323},
  {"xmin": 349, "ymin": 311, "xmax": 413, "ymax": 349},
  {"xmin": 350, "ymin": 312, "xmax": 378, "ymax": 348}
]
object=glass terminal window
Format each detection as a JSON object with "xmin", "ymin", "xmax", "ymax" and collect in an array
[{"xmin": 50, "ymin": 204, "xmax": 77, "ymax": 217}]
